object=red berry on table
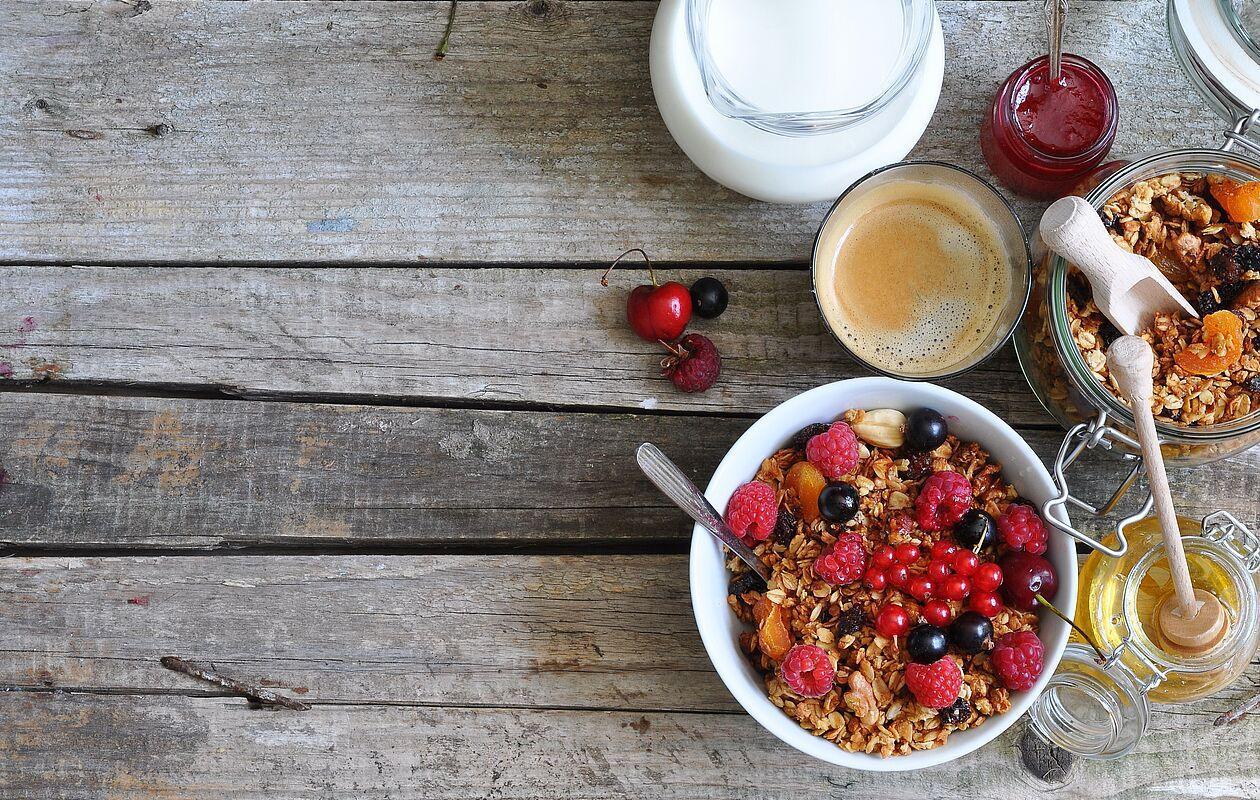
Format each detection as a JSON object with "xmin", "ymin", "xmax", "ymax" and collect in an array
[
  {"xmin": 875, "ymin": 603, "xmax": 911, "ymax": 637},
  {"xmin": 780, "ymin": 644, "xmax": 837, "ymax": 698},
  {"xmin": 927, "ymin": 559, "xmax": 952, "ymax": 581},
  {"xmin": 998, "ymin": 551, "xmax": 1059, "ymax": 610},
  {"xmin": 865, "ymin": 568, "xmax": 888, "ymax": 590},
  {"xmin": 894, "ymin": 543, "xmax": 920, "ymax": 564},
  {"xmin": 601, "ymin": 249, "xmax": 692, "ymax": 342},
  {"xmin": 724, "ymin": 481, "xmax": 777, "ymax": 543},
  {"xmin": 661, "ymin": 334, "xmax": 721, "ymax": 393},
  {"xmin": 992, "ymin": 630, "xmax": 1045, "ymax": 691},
  {"xmin": 931, "ymin": 540, "xmax": 959, "ymax": 560},
  {"xmin": 907, "ymin": 575, "xmax": 935, "ymax": 601},
  {"xmin": 872, "ymin": 545, "xmax": 897, "ymax": 569},
  {"xmin": 886, "ymin": 563, "xmax": 910, "ymax": 589},
  {"xmin": 950, "ymin": 549, "xmax": 980, "ymax": 576},
  {"xmin": 997, "ymin": 503, "xmax": 1049, "ymax": 554},
  {"xmin": 974, "ymin": 562, "xmax": 1004, "ymax": 592},
  {"xmin": 812, "ymin": 533, "xmax": 867, "ymax": 586},
  {"xmin": 942, "ymin": 575, "xmax": 971, "ymax": 601},
  {"xmin": 904, "ymin": 656, "xmax": 963, "ymax": 709},
  {"xmin": 914, "ymin": 471, "xmax": 974, "ymax": 531},
  {"xmin": 970, "ymin": 590, "xmax": 1003, "ymax": 618},
  {"xmin": 923, "ymin": 599, "xmax": 953, "ymax": 626},
  {"xmin": 805, "ymin": 422, "xmax": 861, "ymax": 480}
]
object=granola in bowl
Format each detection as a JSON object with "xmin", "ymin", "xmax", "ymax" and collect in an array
[
  {"xmin": 721, "ymin": 408, "xmax": 1057, "ymax": 758},
  {"xmin": 1067, "ymin": 171, "xmax": 1260, "ymax": 425}
]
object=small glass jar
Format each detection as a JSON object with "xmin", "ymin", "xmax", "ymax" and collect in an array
[
  {"xmin": 980, "ymin": 55, "xmax": 1119, "ymax": 199},
  {"xmin": 1029, "ymin": 511, "xmax": 1260, "ymax": 759}
]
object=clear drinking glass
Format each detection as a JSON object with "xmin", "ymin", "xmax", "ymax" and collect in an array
[{"xmin": 685, "ymin": 0, "xmax": 937, "ymax": 136}]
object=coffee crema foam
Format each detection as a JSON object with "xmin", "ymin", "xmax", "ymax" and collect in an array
[{"xmin": 814, "ymin": 179, "xmax": 1013, "ymax": 376}]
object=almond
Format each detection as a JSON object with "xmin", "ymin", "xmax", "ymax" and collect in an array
[{"xmin": 850, "ymin": 408, "xmax": 906, "ymax": 449}]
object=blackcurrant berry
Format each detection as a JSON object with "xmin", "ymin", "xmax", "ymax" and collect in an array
[
  {"xmin": 818, "ymin": 482, "xmax": 859, "ymax": 523},
  {"xmin": 905, "ymin": 408, "xmax": 948, "ymax": 451},
  {"xmin": 955, "ymin": 509, "xmax": 997, "ymax": 551},
  {"xmin": 689, "ymin": 277, "xmax": 728, "ymax": 319},
  {"xmin": 906, "ymin": 624, "xmax": 948, "ymax": 664},
  {"xmin": 948, "ymin": 611, "xmax": 995, "ymax": 654}
]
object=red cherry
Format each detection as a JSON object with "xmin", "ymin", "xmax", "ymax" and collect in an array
[
  {"xmin": 942, "ymin": 575, "xmax": 971, "ymax": 601},
  {"xmin": 886, "ymin": 564, "xmax": 910, "ymax": 588},
  {"xmin": 927, "ymin": 560, "xmax": 952, "ymax": 581},
  {"xmin": 602, "ymin": 249, "xmax": 692, "ymax": 342},
  {"xmin": 974, "ymin": 563, "xmax": 1004, "ymax": 592},
  {"xmin": 931, "ymin": 540, "xmax": 959, "ymax": 560},
  {"xmin": 951, "ymin": 550, "xmax": 980, "ymax": 576},
  {"xmin": 865, "ymin": 568, "xmax": 888, "ymax": 591},
  {"xmin": 875, "ymin": 603, "xmax": 911, "ymax": 637},
  {"xmin": 970, "ymin": 591, "xmax": 1003, "ymax": 618},
  {"xmin": 872, "ymin": 546, "xmax": 897, "ymax": 569},
  {"xmin": 923, "ymin": 599, "xmax": 953, "ymax": 626},
  {"xmin": 894, "ymin": 543, "xmax": 920, "ymax": 564},
  {"xmin": 907, "ymin": 576, "xmax": 935, "ymax": 601}
]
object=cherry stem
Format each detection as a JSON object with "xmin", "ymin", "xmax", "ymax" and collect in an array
[
  {"xmin": 1032, "ymin": 592, "xmax": 1109, "ymax": 663},
  {"xmin": 600, "ymin": 248, "xmax": 657, "ymax": 288}
]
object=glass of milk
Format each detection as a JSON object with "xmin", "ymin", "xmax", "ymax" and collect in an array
[{"xmin": 686, "ymin": 0, "xmax": 936, "ymax": 135}]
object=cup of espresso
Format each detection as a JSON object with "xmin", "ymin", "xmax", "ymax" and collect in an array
[{"xmin": 811, "ymin": 161, "xmax": 1032, "ymax": 380}]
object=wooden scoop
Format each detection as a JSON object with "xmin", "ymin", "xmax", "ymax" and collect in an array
[
  {"xmin": 1041, "ymin": 196, "xmax": 1199, "ymax": 335},
  {"xmin": 1107, "ymin": 336, "xmax": 1227, "ymax": 653}
]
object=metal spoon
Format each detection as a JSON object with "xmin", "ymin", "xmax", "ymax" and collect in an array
[
  {"xmin": 1046, "ymin": 0, "xmax": 1068, "ymax": 82},
  {"xmin": 636, "ymin": 442, "xmax": 771, "ymax": 582}
]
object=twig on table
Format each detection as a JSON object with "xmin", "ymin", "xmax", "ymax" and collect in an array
[
  {"xmin": 434, "ymin": 1, "xmax": 457, "ymax": 60},
  {"xmin": 1215, "ymin": 687, "xmax": 1260, "ymax": 726},
  {"xmin": 160, "ymin": 656, "xmax": 310, "ymax": 711}
]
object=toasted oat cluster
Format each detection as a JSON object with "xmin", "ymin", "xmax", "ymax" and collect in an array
[
  {"xmin": 1067, "ymin": 171, "xmax": 1260, "ymax": 425},
  {"xmin": 724, "ymin": 410, "xmax": 1041, "ymax": 758}
]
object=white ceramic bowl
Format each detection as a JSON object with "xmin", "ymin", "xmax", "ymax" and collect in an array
[{"xmin": 689, "ymin": 377, "xmax": 1076, "ymax": 772}]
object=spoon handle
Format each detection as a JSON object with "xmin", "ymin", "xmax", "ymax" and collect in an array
[
  {"xmin": 636, "ymin": 442, "xmax": 771, "ymax": 582},
  {"xmin": 1046, "ymin": 0, "xmax": 1068, "ymax": 81}
]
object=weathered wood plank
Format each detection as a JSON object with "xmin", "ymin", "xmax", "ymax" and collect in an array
[
  {"xmin": 0, "ymin": 393, "xmax": 1255, "ymax": 548},
  {"xmin": 0, "ymin": 692, "xmax": 1254, "ymax": 799},
  {"xmin": 0, "ymin": 264, "xmax": 1060, "ymax": 419},
  {"xmin": 0, "ymin": 0, "xmax": 1222, "ymax": 263}
]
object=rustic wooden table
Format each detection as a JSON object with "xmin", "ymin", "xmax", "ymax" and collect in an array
[{"xmin": 1, "ymin": 1, "xmax": 1258, "ymax": 797}]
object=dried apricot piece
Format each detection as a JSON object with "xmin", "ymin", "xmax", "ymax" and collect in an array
[
  {"xmin": 756, "ymin": 600, "xmax": 793, "ymax": 661},
  {"xmin": 1210, "ymin": 178, "xmax": 1260, "ymax": 222},
  {"xmin": 1175, "ymin": 310, "xmax": 1244, "ymax": 376},
  {"xmin": 783, "ymin": 461, "xmax": 826, "ymax": 523}
]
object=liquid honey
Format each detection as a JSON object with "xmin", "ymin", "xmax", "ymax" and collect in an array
[{"xmin": 1075, "ymin": 516, "xmax": 1257, "ymax": 703}]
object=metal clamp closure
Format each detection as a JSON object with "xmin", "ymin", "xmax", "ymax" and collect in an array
[
  {"xmin": 1042, "ymin": 411, "xmax": 1154, "ymax": 558},
  {"xmin": 1222, "ymin": 111, "xmax": 1260, "ymax": 157},
  {"xmin": 1203, "ymin": 511, "xmax": 1260, "ymax": 573}
]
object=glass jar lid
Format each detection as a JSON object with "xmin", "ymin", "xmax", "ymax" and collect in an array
[
  {"xmin": 685, "ymin": 0, "xmax": 936, "ymax": 135},
  {"xmin": 1170, "ymin": 0, "xmax": 1260, "ymax": 120},
  {"xmin": 1028, "ymin": 643, "xmax": 1152, "ymax": 759}
]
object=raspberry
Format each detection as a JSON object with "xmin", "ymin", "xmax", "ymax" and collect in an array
[
  {"xmin": 805, "ymin": 422, "xmax": 860, "ymax": 480},
  {"xmin": 725, "ymin": 481, "xmax": 777, "ymax": 543},
  {"xmin": 914, "ymin": 471, "xmax": 974, "ymax": 531},
  {"xmin": 780, "ymin": 644, "xmax": 836, "ymax": 698},
  {"xmin": 661, "ymin": 333, "xmax": 720, "ymax": 393},
  {"xmin": 992, "ymin": 630, "xmax": 1044, "ymax": 691},
  {"xmin": 788, "ymin": 422, "xmax": 831, "ymax": 452},
  {"xmin": 904, "ymin": 656, "xmax": 963, "ymax": 709},
  {"xmin": 997, "ymin": 504, "xmax": 1048, "ymax": 554},
  {"xmin": 812, "ymin": 532, "xmax": 867, "ymax": 586}
]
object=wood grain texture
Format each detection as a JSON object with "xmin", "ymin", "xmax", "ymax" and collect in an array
[
  {"xmin": 1, "ymin": 393, "xmax": 1256, "ymax": 549},
  {"xmin": 0, "ymin": 554, "xmax": 1256, "ymax": 798},
  {"xmin": 0, "ymin": 0, "xmax": 1225, "ymax": 263},
  {"xmin": 0, "ymin": 264, "xmax": 1059, "ymax": 418}
]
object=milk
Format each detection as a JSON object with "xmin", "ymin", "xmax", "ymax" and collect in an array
[{"xmin": 703, "ymin": 0, "xmax": 906, "ymax": 112}]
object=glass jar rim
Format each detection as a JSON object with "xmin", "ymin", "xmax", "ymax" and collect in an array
[
  {"xmin": 1045, "ymin": 148, "xmax": 1260, "ymax": 443},
  {"xmin": 994, "ymin": 54, "xmax": 1120, "ymax": 165},
  {"xmin": 685, "ymin": 0, "xmax": 936, "ymax": 135}
]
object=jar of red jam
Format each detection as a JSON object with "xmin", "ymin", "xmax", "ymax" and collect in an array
[{"xmin": 981, "ymin": 54, "xmax": 1119, "ymax": 199}]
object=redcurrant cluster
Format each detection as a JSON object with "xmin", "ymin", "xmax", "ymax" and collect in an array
[{"xmin": 868, "ymin": 537, "xmax": 1007, "ymax": 638}]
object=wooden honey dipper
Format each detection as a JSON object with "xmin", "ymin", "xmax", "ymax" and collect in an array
[{"xmin": 1108, "ymin": 336, "xmax": 1228, "ymax": 654}]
